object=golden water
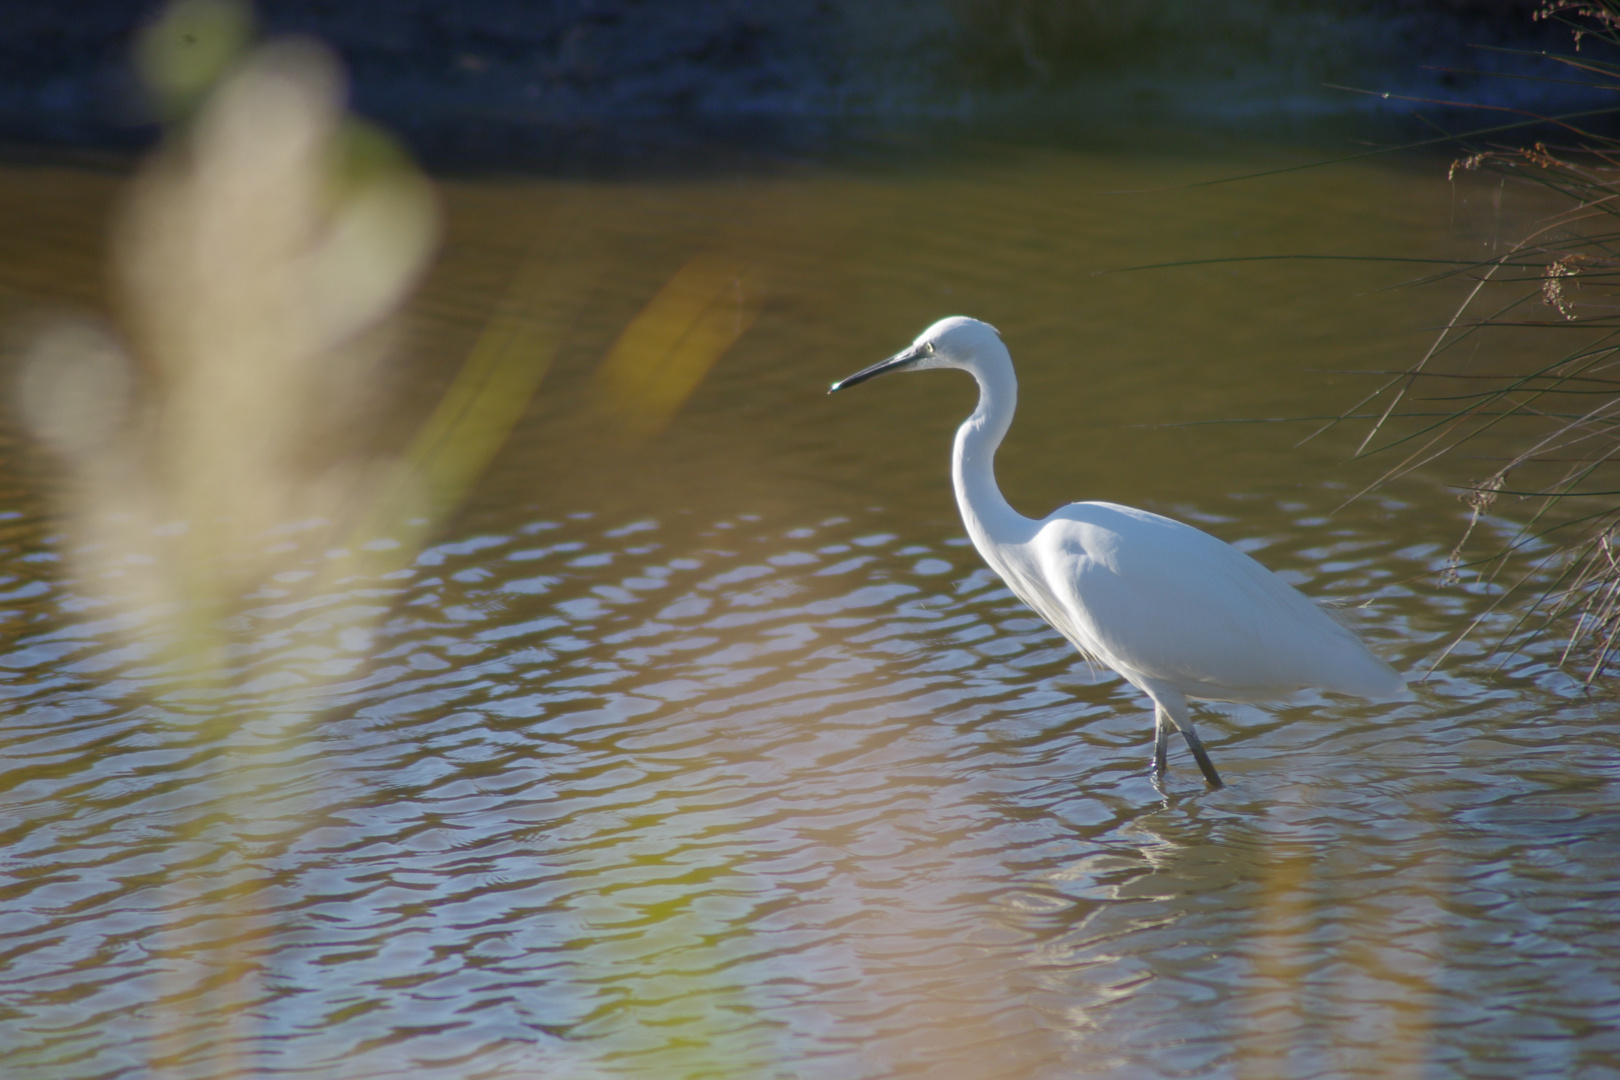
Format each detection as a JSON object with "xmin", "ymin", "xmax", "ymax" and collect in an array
[{"xmin": 2, "ymin": 142, "xmax": 1618, "ymax": 1079}]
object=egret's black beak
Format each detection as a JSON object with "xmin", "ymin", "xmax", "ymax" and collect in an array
[{"xmin": 828, "ymin": 344, "xmax": 924, "ymax": 394}]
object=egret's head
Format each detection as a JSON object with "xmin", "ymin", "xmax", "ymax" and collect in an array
[{"xmin": 828, "ymin": 316, "xmax": 1005, "ymax": 393}]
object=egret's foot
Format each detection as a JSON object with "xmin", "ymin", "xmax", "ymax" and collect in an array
[{"xmin": 1180, "ymin": 729, "xmax": 1225, "ymax": 789}]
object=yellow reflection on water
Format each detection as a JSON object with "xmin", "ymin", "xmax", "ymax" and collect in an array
[
  {"xmin": 591, "ymin": 250, "xmax": 764, "ymax": 447},
  {"xmin": 1235, "ymin": 800, "xmax": 1449, "ymax": 1080},
  {"xmin": 363, "ymin": 213, "xmax": 603, "ymax": 550}
]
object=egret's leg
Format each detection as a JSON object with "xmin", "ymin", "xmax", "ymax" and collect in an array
[
  {"xmin": 1179, "ymin": 727, "xmax": 1225, "ymax": 790},
  {"xmin": 1153, "ymin": 689, "xmax": 1224, "ymax": 789},
  {"xmin": 1152, "ymin": 707, "xmax": 1170, "ymax": 775}
]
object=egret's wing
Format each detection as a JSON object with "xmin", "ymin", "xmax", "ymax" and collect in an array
[{"xmin": 1030, "ymin": 502, "xmax": 1402, "ymax": 701}]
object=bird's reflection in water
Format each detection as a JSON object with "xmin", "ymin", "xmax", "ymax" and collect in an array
[{"xmin": 1030, "ymin": 782, "xmax": 1448, "ymax": 1079}]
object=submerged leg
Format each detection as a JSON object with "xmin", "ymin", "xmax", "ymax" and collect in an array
[
  {"xmin": 1152, "ymin": 706, "xmax": 1170, "ymax": 775},
  {"xmin": 1179, "ymin": 726, "xmax": 1225, "ymax": 790},
  {"xmin": 1148, "ymin": 687, "xmax": 1224, "ymax": 789}
]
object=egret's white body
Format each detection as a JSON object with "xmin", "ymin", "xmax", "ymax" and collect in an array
[{"xmin": 830, "ymin": 316, "xmax": 1404, "ymax": 787}]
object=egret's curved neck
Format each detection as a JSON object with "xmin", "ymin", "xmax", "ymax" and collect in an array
[{"xmin": 953, "ymin": 355, "xmax": 1033, "ymax": 547}]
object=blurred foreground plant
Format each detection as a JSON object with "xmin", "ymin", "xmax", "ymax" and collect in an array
[
  {"xmin": 22, "ymin": 25, "xmax": 439, "ymax": 673},
  {"xmin": 10, "ymin": 6, "xmax": 542, "ymax": 1071}
]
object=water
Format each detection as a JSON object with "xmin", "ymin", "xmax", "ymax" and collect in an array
[{"xmin": 3, "ymin": 140, "xmax": 1620, "ymax": 1079}]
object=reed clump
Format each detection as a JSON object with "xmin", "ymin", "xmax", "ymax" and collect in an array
[{"xmin": 1354, "ymin": 0, "xmax": 1620, "ymax": 679}]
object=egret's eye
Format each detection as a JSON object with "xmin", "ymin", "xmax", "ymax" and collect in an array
[{"xmin": 923, "ymin": 342, "xmax": 936, "ymax": 356}]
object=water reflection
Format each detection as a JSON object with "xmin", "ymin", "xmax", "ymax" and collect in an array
[{"xmin": 3, "ymin": 141, "xmax": 1620, "ymax": 1079}]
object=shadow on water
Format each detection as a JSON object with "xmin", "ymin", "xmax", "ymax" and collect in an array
[{"xmin": 2, "ymin": 86, "xmax": 1620, "ymax": 1080}]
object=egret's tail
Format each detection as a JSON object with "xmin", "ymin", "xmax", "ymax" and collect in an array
[{"xmin": 1327, "ymin": 648, "xmax": 1408, "ymax": 703}]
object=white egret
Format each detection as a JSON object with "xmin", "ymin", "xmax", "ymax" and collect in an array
[{"xmin": 830, "ymin": 316, "xmax": 1404, "ymax": 788}]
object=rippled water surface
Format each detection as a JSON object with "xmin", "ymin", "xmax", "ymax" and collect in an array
[{"xmin": 3, "ymin": 142, "xmax": 1620, "ymax": 1079}]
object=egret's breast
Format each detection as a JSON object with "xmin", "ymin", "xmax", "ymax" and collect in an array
[{"xmin": 977, "ymin": 535, "xmax": 1111, "ymax": 669}]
